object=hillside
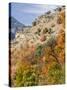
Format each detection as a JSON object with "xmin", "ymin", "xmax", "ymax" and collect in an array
[
  {"xmin": 9, "ymin": 6, "xmax": 65, "ymax": 87},
  {"xmin": 9, "ymin": 16, "xmax": 26, "ymax": 40}
]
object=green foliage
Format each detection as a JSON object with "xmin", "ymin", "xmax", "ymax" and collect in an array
[
  {"xmin": 46, "ymin": 35, "xmax": 56, "ymax": 48},
  {"xmin": 14, "ymin": 64, "xmax": 39, "ymax": 87},
  {"xmin": 48, "ymin": 63, "xmax": 65, "ymax": 84},
  {"xmin": 55, "ymin": 46, "xmax": 62, "ymax": 54},
  {"xmin": 35, "ymin": 45, "xmax": 42, "ymax": 57}
]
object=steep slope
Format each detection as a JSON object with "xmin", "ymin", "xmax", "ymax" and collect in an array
[
  {"xmin": 11, "ymin": 6, "xmax": 65, "ymax": 49},
  {"xmin": 10, "ymin": 6, "xmax": 65, "ymax": 86}
]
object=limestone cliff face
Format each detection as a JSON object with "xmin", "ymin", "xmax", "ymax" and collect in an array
[{"xmin": 11, "ymin": 6, "xmax": 65, "ymax": 51}]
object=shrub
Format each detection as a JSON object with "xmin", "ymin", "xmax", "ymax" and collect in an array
[
  {"xmin": 48, "ymin": 28, "xmax": 52, "ymax": 34},
  {"xmin": 57, "ymin": 16, "xmax": 63, "ymax": 24},
  {"xmin": 35, "ymin": 45, "xmax": 42, "ymax": 57},
  {"xmin": 57, "ymin": 7, "xmax": 62, "ymax": 12},
  {"xmin": 35, "ymin": 28, "xmax": 41, "ymax": 35},
  {"xmin": 43, "ymin": 28, "xmax": 48, "ymax": 34},
  {"xmin": 46, "ymin": 36, "xmax": 56, "ymax": 48},
  {"xmin": 48, "ymin": 63, "xmax": 65, "ymax": 84},
  {"xmin": 32, "ymin": 21, "xmax": 36, "ymax": 26},
  {"xmin": 36, "ymin": 28, "xmax": 41, "ymax": 35},
  {"xmin": 46, "ymin": 11, "xmax": 51, "ymax": 14},
  {"xmin": 38, "ymin": 28, "xmax": 41, "ymax": 33},
  {"xmin": 14, "ymin": 61, "xmax": 39, "ymax": 87}
]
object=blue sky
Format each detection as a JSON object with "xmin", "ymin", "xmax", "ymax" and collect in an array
[{"xmin": 10, "ymin": 3, "xmax": 59, "ymax": 26}]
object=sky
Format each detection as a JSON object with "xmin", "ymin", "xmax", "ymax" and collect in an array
[{"xmin": 10, "ymin": 3, "xmax": 59, "ymax": 26}]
